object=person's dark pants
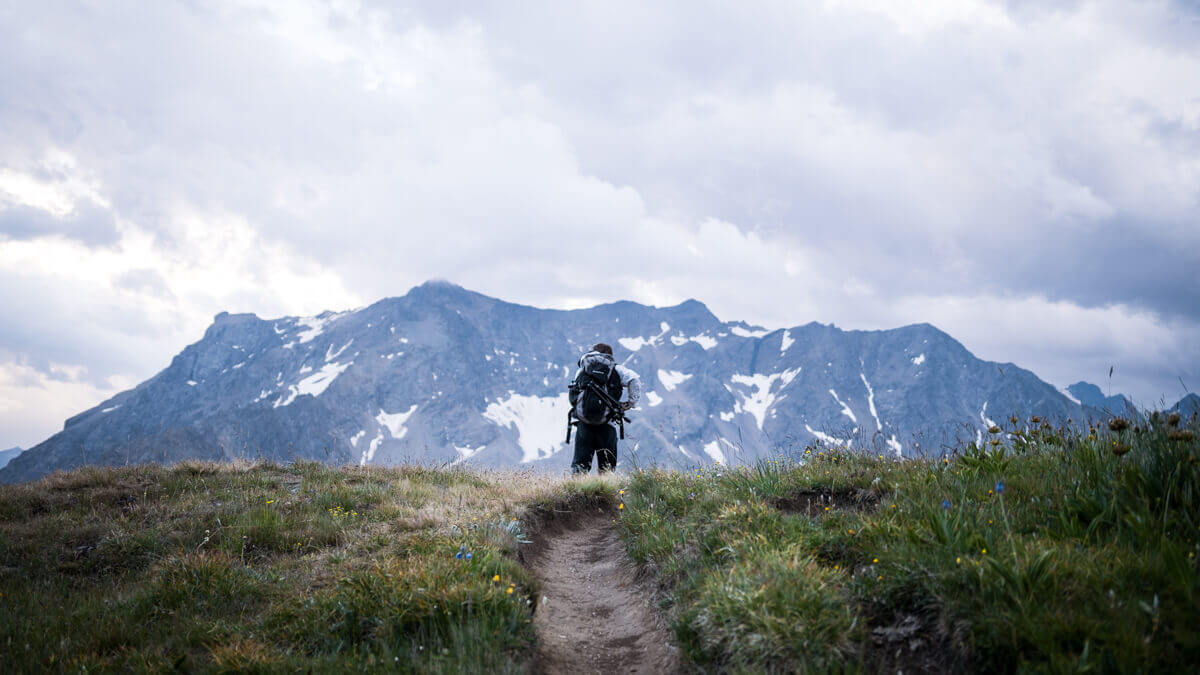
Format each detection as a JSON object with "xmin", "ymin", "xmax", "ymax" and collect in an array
[{"xmin": 572, "ymin": 422, "xmax": 618, "ymax": 474}]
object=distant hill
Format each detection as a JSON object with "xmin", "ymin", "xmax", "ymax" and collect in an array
[
  {"xmin": 0, "ymin": 447, "xmax": 21, "ymax": 470},
  {"xmin": 1065, "ymin": 381, "xmax": 1142, "ymax": 419},
  {"xmin": 1174, "ymin": 393, "xmax": 1200, "ymax": 419},
  {"xmin": 1, "ymin": 281, "xmax": 1090, "ymax": 483}
]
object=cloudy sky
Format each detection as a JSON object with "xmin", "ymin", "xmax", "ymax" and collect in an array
[{"xmin": 1, "ymin": 0, "xmax": 1198, "ymax": 449}]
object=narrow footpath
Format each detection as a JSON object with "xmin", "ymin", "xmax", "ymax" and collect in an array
[{"xmin": 528, "ymin": 512, "xmax": 681, "ymax": 675}]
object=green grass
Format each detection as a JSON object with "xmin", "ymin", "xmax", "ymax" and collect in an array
[
  {"xmin": 0, "ymin": 461, "xmax": 615, "ymax": 673},
  {"xmin": 2, "ymin": 414, "xmax": 1197, "ymax": 672},
  {"xmin": 616, "ymin": 414, "xmax": 1200, "ymax": 672}
]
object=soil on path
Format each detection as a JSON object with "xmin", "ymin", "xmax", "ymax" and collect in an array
[{"xmin": 526, "ymin": 511, "xmax": 681, "ymax": 675}]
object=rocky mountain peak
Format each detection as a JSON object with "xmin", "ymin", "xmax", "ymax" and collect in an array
[{"xmin": 2, "ymin": 282, "xmax": 1170, "ymax": 485}]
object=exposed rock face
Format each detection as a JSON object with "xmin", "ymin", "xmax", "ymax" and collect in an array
[{"xmin": 2, "ymin": 281, "xmax": 1100, "ymax": 483}]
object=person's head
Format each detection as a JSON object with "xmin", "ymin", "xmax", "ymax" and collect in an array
[{"xmin": 592, "ymin": 342, "xmax": 613, "ymax": 356}]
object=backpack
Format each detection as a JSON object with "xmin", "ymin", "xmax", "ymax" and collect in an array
[{"xmin": 569, "ymin": 352, "xmax": 624, "ymax": 425}]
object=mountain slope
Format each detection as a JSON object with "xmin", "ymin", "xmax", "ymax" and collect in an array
[
  {"xmin": 1065, "ymin": 381, "xmax": 1142, "ymax": 419},
  {"xmin": 1173, "ymin": 393, "xmax": 1200, "ymax": 418},
  {"xmin": 1, "ymin": 281, "xmax": 1087, "ymax": 483}
]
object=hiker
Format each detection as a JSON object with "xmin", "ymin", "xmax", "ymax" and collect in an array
[{"xmin": 568, "ymin": 343, "xmax": 640, "ymax": 474}]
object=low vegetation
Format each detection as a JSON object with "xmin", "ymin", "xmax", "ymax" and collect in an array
[
  {"xmin": 618, "ymin": 412, "xmax": 1200, "ymax": 672},
  {"xmin": 1, "ymin": 412, "xmax": 1196, "ymax": 672},
  {"xmin": 0, "ymin": 460, "xmax": 616, "ymax": 672}
]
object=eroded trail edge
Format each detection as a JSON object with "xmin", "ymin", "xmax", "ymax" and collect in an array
[{"xmin": 525, "ymin": 509, "xmax": 681, "ymax": 675}]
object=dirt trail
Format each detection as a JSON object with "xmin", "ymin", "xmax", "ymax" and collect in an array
[{"xmin": 527, "ymin": 511, "xmax": 681, "ymax": 675}]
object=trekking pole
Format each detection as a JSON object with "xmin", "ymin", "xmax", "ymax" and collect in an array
[{"xmin": 565, "ymin": 410, "xmax": 575, "ymax": 443}]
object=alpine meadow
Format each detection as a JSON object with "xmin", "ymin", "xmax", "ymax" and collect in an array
[
  {"xmin": 3, "ymin": 1, "xmax": 1200, "ymax": 673},
  {"xmin": 2, "ymin": 414, "xmax": 1198, "ymax": 671}
]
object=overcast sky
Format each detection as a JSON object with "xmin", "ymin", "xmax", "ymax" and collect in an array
[{"xmin": 1, "ymin": 0, "xmax": 1198, "ymax": 449}]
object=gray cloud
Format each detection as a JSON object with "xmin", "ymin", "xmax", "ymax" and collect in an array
[
  {"xmin": 0, "ymin": 203, "xmax": 119, "ymax": 244},
  {"xmin": 0, "ymin": 0, "xmax": 1197, "ymax": 447}
]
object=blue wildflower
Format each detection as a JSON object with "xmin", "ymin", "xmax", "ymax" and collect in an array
[
  {"xmin": 942, "ymin": 499, "xmax": 952, "ymax": 510},
  {"xmin": 455, "ymin": 551, "xmax": 463, "ymax": 560},
  {"xmin": 465, "ymin": 552, "xmax": 473, "ymax": 560},
  {"xmin": 995, "ymin": 481, "xmax": 1005, "ymax": 494}
]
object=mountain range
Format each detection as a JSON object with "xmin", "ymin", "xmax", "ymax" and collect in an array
[{"xmin": 1, "ymin": 281, "xmax": 1188, "ymax": 484}]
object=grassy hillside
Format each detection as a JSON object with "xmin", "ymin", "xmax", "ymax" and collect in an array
[
  {"xmin": 1, "ymin": 412, "xmax": 1197, "ymax": 672},
  {"xmin": 0, "ymin": 462, "xmax": 614, "ymax": 672},
  {"xmin": 618, "ymin": 413, "xmax": 1200, "ymax": 672}
]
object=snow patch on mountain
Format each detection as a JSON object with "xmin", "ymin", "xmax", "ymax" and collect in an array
[
  {"xmin": 295, "ymin": 313, "xmax": 341, "ymax": 344},
  {"xmin": 377, "ymin": 404, "xmax": 418, "ymax": 439},
  {"xmin": 300, "ymin": 361, "xmax": 352, "ymax": 395},
  {"xmin": 658, "ymin": 369, "xmax": 692, "ymax": 391},
  {"xmin": 452, "ymin": 444, "xmax": 486, "ymax": 465},
  {"xmin": 619, "ymin": 322, "xmax": 671, "ymax": 351},
  {"xmin": 350, "ymin": 430, "xmax": 365, "ymax": 447},
  {"xmin": 360, "ymin": 430, "xmax": 384, "ymax": 466},
  {"xmin": 703, "ymin": 440, "xmax": 727, "ymax": 465},
  {"xmin": 731, "ymin": 325, "xmax": 770, "ymax": 338},
  {"xmin": 887, "ymin": 435, "xmax": 903, "ymax": 456},
  {"xmin": 274, "ymin": 360, "xmax": 353, "ymax": 407},
  {"xmin": 1061, "ymin": 387, "xmax": 1081, "ymax": 405},
  {"xmin": 618, "ymin": 336, "xmax": 651, "ymax": 351},
  {"xmin": 980, "ymin": 401, "xmax": 997, "ymax": 429},
  {"xmin": 730, "ymin": 368, "xmax": 800, "ymax": 429},
  {"xmin": 645, "ymin": 391, "xmax": 663, "ymax": 407},
  {"xmin": 860, "ymin": 373, "xmax": 882, "ymax": 431},
  {"xmin": 829, "ymin": 389, "xmax": 857, "ymax": 424},
  {"xmin": 912, "ymin": 353, "xmax": 926, "ymax": 366},
  {"xmin": 101, "ymin": 405, "xmax": 121, "ymax": 413},
  {"xmin": 326, "ymin": 340, "xmax": 353, "ymax": 362},
  {"xmin": 483, "ymin": 392, "xmax": 570, "ymax": 463},
  {"xmin": 780, "ymin": 330, "xmax": 794, "ymax": 353},
  {"xmin": 806, "ymin": 424, "xmax": 850, "ymax": 447},
  {"xmin": 670, "ymin": 333, "xmax": 719, "ymax": 350}
]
